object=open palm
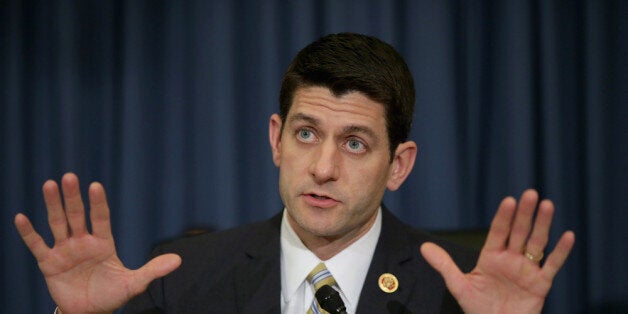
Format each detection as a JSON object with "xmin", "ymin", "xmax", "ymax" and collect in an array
[
  {"xmin": 421, "ymin": 190, "xmax": 575, "ymax": 314},
  {"xmin": 14, "ymin": 173, "xmax": 181, "ymax": 314}
]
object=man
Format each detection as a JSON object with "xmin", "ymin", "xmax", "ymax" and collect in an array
[{"xmin": 14, "ymin": 33, "xmax": 575, "ymax": 313}]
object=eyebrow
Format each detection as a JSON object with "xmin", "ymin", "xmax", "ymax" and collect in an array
[
  {"xmin": 288, "ymin": 112, "xmax": 319, "ymax": 126},
  {"xmin": 288, "ymin": 112, "xmax": 380, "ymax": 141},
  {"xmin": 341, "ymin": 125, "xmax": 378, "ymax": 141}
]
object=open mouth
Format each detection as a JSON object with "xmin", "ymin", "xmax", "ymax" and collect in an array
[
  {"xmin": 303, "ymin": 192, "xmax": 339, "ymax": 207},
  {"xmin": 310, "ymin": 194, "xmax": 331, "ymax": 200}
]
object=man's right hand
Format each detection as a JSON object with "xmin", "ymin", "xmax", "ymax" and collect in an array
[{"xmin": 14, "ymin": 173, "xmax": 182, "ymax": 314}]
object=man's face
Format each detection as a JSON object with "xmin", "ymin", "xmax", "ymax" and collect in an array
[{"xmin": 269, "ymin": 86, "xmax": 408, "ymax": 243}]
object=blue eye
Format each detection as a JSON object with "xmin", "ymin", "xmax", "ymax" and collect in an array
[
  {"xmin": 297, "ymin": 129, "xmax": 315, "ymax": 142},
  {"xmin": 346, "ymin": 139, "xmax": 366, "ymax": 153}
]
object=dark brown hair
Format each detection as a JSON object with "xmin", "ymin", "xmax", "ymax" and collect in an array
[{"xmin": 279, "ymin": 33, "xmax": 415, "ymax": 159}]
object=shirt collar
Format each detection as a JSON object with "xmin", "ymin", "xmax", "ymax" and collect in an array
[
  {"xmin": 280, "ymin": 207, "xmax": 382, "ymax": 311},
  {"xmin": 281, "ymin": 209, "xmax": 320, "ymax": 305}
]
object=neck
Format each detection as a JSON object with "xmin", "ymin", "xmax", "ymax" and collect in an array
[{"xmin": 289, "ymin": 210, "xmax": 379, "ymax": 261}]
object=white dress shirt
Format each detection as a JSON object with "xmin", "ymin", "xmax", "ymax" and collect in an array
[{"xmin": 280, "ymin": 208, "xmax": 382, "ymax": 314}]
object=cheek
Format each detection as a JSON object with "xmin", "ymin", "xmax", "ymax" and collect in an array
[
  {"xmin": 280, "ymin": 151, "xmax": 306, "ymax": 176},
  {"xmin": 346, "ymin": 163, "xmax": 391, "ymax": 198},
  {"xmin": 351, "ymin": 161, "xmax": 391, "ymax": 185},
  {"xmin": 278, "ymin": 150, "xmax": 310, "ymax": 191}
]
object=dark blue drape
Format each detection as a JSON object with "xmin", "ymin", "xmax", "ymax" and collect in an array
[{"xmin": 2, "ymin": 1, "xmax": 626, "ymax": 313}]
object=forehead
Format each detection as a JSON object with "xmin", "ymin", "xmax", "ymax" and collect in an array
[{"xmin": 288, "ymin": 86, "xmax": 387, "ymax": 128}]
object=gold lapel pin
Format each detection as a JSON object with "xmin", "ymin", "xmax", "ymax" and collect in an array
[{"xmin": 378, "ymin": 273, "xmax": 399, "ymax": 293}]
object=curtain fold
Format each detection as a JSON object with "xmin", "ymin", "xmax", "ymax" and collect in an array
[{"xmin": 2, "ymin": 1, "xmax": 626, "ymax": 312}]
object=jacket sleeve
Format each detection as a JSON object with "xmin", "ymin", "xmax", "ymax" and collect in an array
[{"xmin": 122, "ymin": 246, "xmax": 167, "ymax": 314}]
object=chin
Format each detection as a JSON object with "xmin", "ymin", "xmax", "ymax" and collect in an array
[{"xmin": 298, "ymin": 218, "xmax": 343, "ymax": 237}]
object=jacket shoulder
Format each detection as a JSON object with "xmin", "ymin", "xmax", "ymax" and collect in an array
[{"xmin": 123, "ymin": 213, "xmax": 282, "ymax": 313}]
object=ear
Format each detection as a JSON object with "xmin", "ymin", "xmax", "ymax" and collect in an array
[
  {"xmin": 387, "ymin": 141, "xmax": 418, "ymax": 191},
  {"xmin": 269, "ymin": 114, "xmax": 283, "ymax": 167}
]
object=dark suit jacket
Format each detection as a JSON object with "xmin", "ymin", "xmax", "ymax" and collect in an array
[{"xmin": 123, "ymin": 207, "xmax": 478, "ymax": 313}]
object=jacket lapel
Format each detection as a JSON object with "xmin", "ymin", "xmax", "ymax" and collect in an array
[
  {"xmin": 229, "ymin": 208, "xmax": 454, "ymax": 313},
  {"xmin": 356, "ymin": 208, "xmax": 450, "ymax": 314},
  {"xmin": 236, "ymin": 213, "xmax": 283, "ymax": 314}
]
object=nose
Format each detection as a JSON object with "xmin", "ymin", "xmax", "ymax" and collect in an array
[{"xmin": 309, "ymin": 140, "xmax": 340, "ymax": 184}]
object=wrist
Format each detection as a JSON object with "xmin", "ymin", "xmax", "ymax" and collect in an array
[{"xmin": 54, "ymin": 306, "xmax": 113, "ymax": 314}]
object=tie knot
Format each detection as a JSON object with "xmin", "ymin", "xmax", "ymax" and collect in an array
[{"xmin": 307, "ymin": 262, "xmax": 337, "ymax": 291}]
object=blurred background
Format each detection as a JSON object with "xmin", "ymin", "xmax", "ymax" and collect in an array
[{"xmin": 2, "ymin": 1, "xmax": 626, "ymax": 313}]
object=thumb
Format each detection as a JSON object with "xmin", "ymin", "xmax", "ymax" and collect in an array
[
  {"xmin": 420, "ymin": 242, "xmax": 467, "ymax": 298},
  {"xmin": 129, "ymin": 253, "xmax": 182, "ymax": 295}
]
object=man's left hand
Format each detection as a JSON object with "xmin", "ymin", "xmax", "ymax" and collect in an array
[{"xmin": 420, "ymin": 189, "xmax": 575, "ymax": 314}]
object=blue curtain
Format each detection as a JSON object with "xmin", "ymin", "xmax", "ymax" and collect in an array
[{"xmin": 2, "ymin": 1, "xmax": 626, "ymax": 313}]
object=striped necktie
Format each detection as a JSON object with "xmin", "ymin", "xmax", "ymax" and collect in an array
[{"xmin": 306, "ymin": 263, "xmax": 338, "ymax": 314}]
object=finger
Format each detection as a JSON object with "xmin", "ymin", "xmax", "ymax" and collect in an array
[
  {"xmin": 129, "ymin": 253, "xmax": 182, "ymax": 296},
  {"xmin": 89, "ymin": 182, "xmax": 113, "ymax": 240},
  {"xmin": 482, "ymin": 196, "xmax": 516, "ymax": 252},
  {"xmin": 61, "ymin": 173, "xmax": 88, "ymax": 237},
  {"xmin": 420, "ymin": 242, "xmax": 467, "ymax": 298},
  {"xmin": 508, "ymin": 189, "xmax": 539, "ymax": 254},
  {"xmin": 541, "ymin": 231, "xmax": 575, "ymax": 280},
  {"xmin": 14, "ymin": 213, "xmax": 51, "ymax": 260},
  {"xmin": 43, "ymin": 179, "xmax": 69, "ymax": 242},
  {"xmin": 524, "ymin": 199, "xmax": 554, "ymax": 260}
]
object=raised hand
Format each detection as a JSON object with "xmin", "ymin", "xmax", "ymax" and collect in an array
[
  {"xmin": 14, "ymin": 173, "xmax": 181, "ymax": 314},
  {"xmin": 420, "ymin": 189, "xmax": 575, "ymax": 314}
]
